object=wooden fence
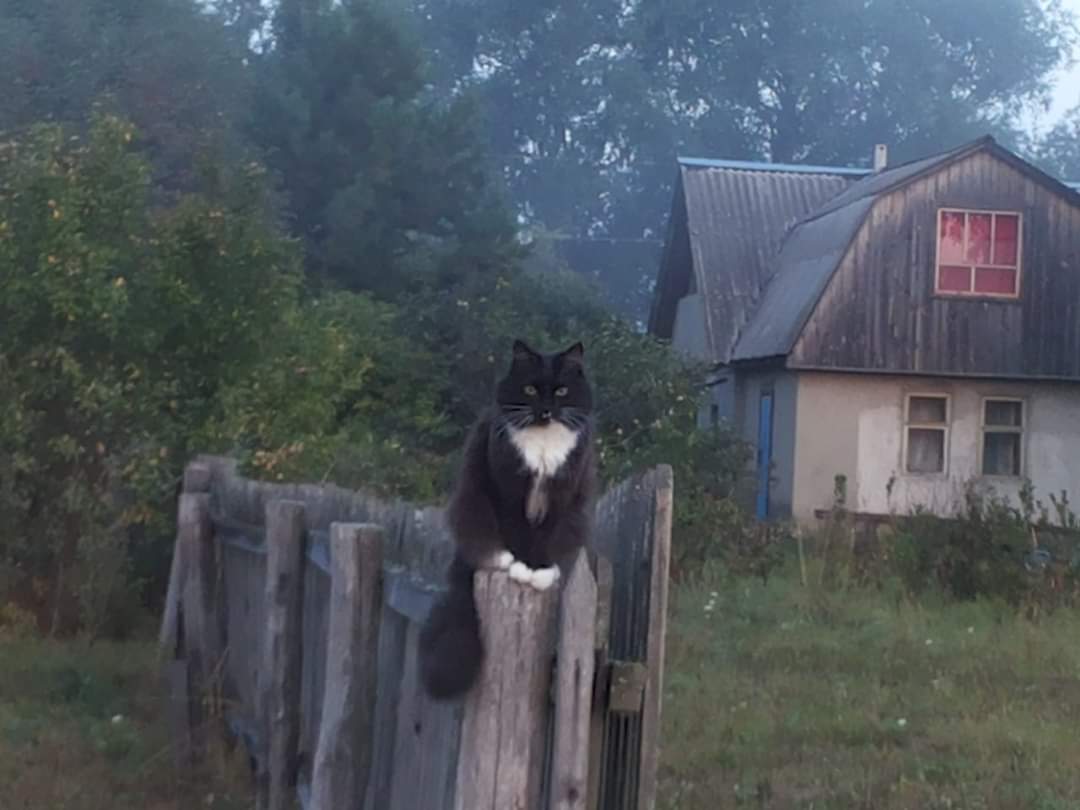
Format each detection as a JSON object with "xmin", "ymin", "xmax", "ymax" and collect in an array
[{"xmin": 160, "ymin": 456, "xmax": 673, "ymax": 810}]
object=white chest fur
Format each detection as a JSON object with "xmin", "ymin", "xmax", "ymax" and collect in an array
[
  {"xmin": 508, "ymin": 422, "xmax": 580, "ymax": 478},
  {"xmin": 509, "ymin": 422, "xmax": 580, "ymax": 524}
]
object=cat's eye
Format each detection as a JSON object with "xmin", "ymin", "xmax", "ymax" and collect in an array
[
  {"xmin": 523, "ymin": 385, "xmax": 538, "ymax": 396},
  {"xmin": 555, "ymin": 386, "xmax": 569, "ymax": 397}
]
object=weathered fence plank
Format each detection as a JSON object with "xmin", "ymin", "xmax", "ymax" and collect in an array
[
  {"xmin": 591, "ymin": 465, "xmax": 673, "ymax": 810},
  {"xmin": 387, "ymin": 622, "xmax": 462, "ymax": 810},
  {"xmin": 177, "ymin": 463, "xmax": 218, "ymax": 764},
  {"xmin": 258, "ymin": 500, "xmax": 307, "ymax": 810},
  {"xmin": 167, "ymin": 458, "xmax": 672, "ymax": 810},
  {"xmin": 310, "ymin": 523, "xmax": 384, "ymax": 810},
  {"xmin": 364, "ymin": 607, "xmax": 409, "ymax": 810},
  {"xmin": 165, "ymin": 659, "xmax": 192, "ymax": 768},
  {"xmin": 454, "ymin": 571, "xmax": 558, "ymax": 810},
  {"xmin": 159, "ymin": 533, "xmax": 185, "ymax": 656},
  {"xmin": 638, "ymin": 469, "xmax": 673, "ymax": 810},
  {"xmin": 586, "ymin": 556, "xmax": 613, "ymax": 810},
  {"xmin": 549, "ymin": 550, "xmax": 598, "ymax": 810}
]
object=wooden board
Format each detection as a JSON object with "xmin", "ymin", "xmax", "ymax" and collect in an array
[
  {"xmin": 454, "ymin": 571, "xmax": 558, "ymax": 810},
  {"xmin": 549, "ymin": 550, "xmax": 598, "ymax": 810}
]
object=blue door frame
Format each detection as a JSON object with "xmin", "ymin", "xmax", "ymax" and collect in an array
[{"xmin": 756, "ymin": 391, "xmax": 774, "ymax": 520}]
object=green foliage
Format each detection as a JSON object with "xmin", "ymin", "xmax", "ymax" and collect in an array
[
  {"xmin": 208, "ymin": 291, "xmax": 453, "ymax": 501},
  {"xmin": 1035, "ymin": 104, "xmax": 1080, "ymax": 181},
  {"xmin": 662, "ymin": 563, "xmax": 1080, "ymax": 810},
  {"xmin": 247, "ymin": 0, "xmax": 521, "ymax": 297},
  {"xmin": 405, "ymin": 266, "xmax": 758, "ymax": 569},
  {"xmin": 0, "ymin": 116, "xmax": 302, "ymax": 635},
  {"xmin": 0, "ymin": 0, "xmax": 251, "ymax": 192},
  {"xmin": 0, "ymin": 638, "xmax": 252, "ymax": 808},
  {"xmin": 410, "ymin": 0, "xmax": 1076, "ymax": 317},
  {"xmin": 0, "ymin": 115, "xmax": 757, "ymax": 633},
  {"xmin": 886, "ymin": 486, "xmax": 1079, "ymax": 614}
]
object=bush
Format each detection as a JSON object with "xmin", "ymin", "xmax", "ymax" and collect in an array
[
  {"xmin": 0, "ymin": 116, "xmax": 301, "ymax": 635},
  {"xmin": 406, "ymin": 267, "xmax": 759, "ymax": 571},
  {"xmin": 888, "ymin": 485, "xmax": 1079, "ymax": 614},
  {"xmin": 1, "ymin": 114, "xmax": 759, "ymax": 636}
]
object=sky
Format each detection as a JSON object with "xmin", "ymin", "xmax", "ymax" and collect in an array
[{"xmin": 1031, "ymin": 0, "xmax": 1080, "ymax": 132}]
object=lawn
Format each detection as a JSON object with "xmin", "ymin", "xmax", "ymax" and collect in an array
[
  {"xmin": 5, "ymin": 568, "xmax": 1079, "ymax": 810},
  {"xmin": 0, "ymin": 637, "xmax": 249, "ymax": 810},
  {"xmin": 658, "ymin": 564, "xmax": 1080, "ymax": 809}
]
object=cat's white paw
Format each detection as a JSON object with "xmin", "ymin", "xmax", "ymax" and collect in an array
[
  {"xmin": 490, "ymin": 550, "xmax": 515, "ymax": 570},
  {"xmin": 529, "ymin": 567, "xmax": 560, "ymax": 591},
  {"xmin": 508, "ymin": 561, "xmax": 534, "ymax": 584}
]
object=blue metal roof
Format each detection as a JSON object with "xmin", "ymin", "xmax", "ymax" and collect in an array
[{"xmin": 677, "ymin": 156, "xmax": 871, "ymax": 177}]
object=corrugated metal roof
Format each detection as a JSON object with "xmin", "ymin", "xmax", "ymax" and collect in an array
[
  {"xmin": 678, "ymin": 156, "xmax": 870, "ymax": 177},
  {"xmin": 803, "ymin": 138, "xmax": 986, "ymax": 222},
  {"xmin": 679, "ymin": 162, "xmax": 859, "ymax": 364},
  {"xmin": 730, "ymin": 137, "xmax": 998, "ymax": 362},
  {"xmin": 655, "ymin": 140, "xmax": 1080, "ymax": 367},
  {"xmin": 731, "ymin": 198, "xmax": 874, "ymax": 362}
]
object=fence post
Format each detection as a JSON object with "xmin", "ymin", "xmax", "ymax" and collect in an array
[
  {"xmin": 549, "ymin": 550, "xmax": 598, "ymax": 810},
  {"xmin": 454, "ymin": 571, "xmax": 558, "ymax": 810},
  {"xmin": 638, "ymin": 467, "xmax": 673, "ymax": 810},
  {"xmin": 586, "ymin": 556, "xmax": 613, "ymax": 810},
  {"xmin": 168, "ymin": 462, "xmax": 217, "ymax": 766},
  {"xmin": 310, "ymin": 523, "xmax": 384, "ymax": 810},
  {"xmin": 257, "ymin": 500, "xmax": 307, "ymax": 810}
]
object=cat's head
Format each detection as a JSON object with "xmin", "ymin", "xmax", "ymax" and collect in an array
[{"xmin": 495, "ymin": 339, "xmax": 592, "ymax": 431}]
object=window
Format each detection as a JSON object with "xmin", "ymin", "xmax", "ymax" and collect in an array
[
  {"xmin": 905, "ymin": 394, "xmax": 949, "ymax": 474},
  {"xmin": 982, "ymin": 399, "xmax": 1024, "ymax": 477},
  {"xmin": 936, "ymin": 209, "xmax": 1021, "ymax": 298}
]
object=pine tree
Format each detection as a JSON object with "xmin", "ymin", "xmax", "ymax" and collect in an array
[{"xmin": 248, "ymin": 0, "xmax": 520, "ymax": 298}]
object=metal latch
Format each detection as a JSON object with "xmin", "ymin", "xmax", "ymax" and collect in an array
[{"xmin": 606, "ymin": 660, "xmax": 648, "ymax": 714}]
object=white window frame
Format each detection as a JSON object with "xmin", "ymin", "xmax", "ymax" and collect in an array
[
  {"xmin": 934, "ymin": 208, "xmax": 1023, "ymax": 300},
  {"xmin": 979, "ymin": 396, "xmax": 1025, "ymax": 478},
  {"xmin": 903, "ymin": 393, "xmax": 951, "ymax": 476}
]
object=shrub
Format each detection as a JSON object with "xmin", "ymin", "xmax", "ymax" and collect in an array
[
  {"xmin": 0, "ymin": 116, "xmax": 301, "ymax": 634},
  {"xmin": 888, "ymin": 484, "xmax": 1079, "ymax": 613}
]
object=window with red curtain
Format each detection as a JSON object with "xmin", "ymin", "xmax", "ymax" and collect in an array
[{"xmin": 936, "ymin": 209, "xmax": 1021, "ymax": 298}]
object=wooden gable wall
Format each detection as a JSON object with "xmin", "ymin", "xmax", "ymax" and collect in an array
[{"xmin": 791, "ymin": 151, "xmax": 1080, "ymax": 379}]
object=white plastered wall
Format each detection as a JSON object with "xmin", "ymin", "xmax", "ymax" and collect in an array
[{"xmin": 791, "ymin": 371, "xmax": 1080, "ymax": 522}]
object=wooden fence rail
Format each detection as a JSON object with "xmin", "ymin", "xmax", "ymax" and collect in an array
[{"xmin": 160, "ymin": 456, "xmax": 672, "ymax": 810}]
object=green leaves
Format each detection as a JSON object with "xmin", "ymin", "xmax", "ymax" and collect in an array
[
  {"xmin": 248, "ymin": 0, "xmax": 518, "ymax": 298},
  {"xmin": 0, "ymin": 117, "xmax": 303, "ymax": 635}
]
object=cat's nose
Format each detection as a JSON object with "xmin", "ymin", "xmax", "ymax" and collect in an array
[{"xmin": 539, "ymin": 409, "xmax": 552, "ymax": 421}]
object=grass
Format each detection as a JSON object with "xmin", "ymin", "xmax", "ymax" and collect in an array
[
  {"xmin": 0, "ymin": 636, "xmax": 251, "ymax": 810},
  {"xmin": 658, "ymin": 562, "xmax": 1080, "ymax": 809},
  {"xmin": 6, "ymin": 563, "xmax": 1079, "ymax": 810}
]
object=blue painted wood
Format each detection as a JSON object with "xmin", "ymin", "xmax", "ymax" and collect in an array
[{"xmin": 756, "ymin": 391, "xmax": 774, "ymax": 520}]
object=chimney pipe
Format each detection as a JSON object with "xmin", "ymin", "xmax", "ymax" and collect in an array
[{"xmin": 874, "ymin": 144, "xmax": 888, "ymax": 173}]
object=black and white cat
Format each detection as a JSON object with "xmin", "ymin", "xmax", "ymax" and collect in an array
[{"xmin": 419, "ymin": 339, "xmax": 597, "ymax": 700}]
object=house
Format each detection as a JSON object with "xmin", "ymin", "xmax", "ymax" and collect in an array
[{"xmin": 649, "ymin": 137, "xmax": 1080, "ymax": 523}]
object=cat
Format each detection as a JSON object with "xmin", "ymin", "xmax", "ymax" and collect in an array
[{"xmin": 418, "ymin": 339, "xmax": 597, "ymax": 700}]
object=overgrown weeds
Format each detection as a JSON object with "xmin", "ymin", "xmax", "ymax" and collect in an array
[
  {"xmin": 660, "ymin": 561, "xmax": 1080, "ymax": 809},
  {"xmin": 0, "ymin": 637, "xmax": 250, "ymax": 810}
]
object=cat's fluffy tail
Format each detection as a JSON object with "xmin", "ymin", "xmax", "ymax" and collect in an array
[{"xmin": 419, "ymin": 555, "xmax": 483, "ymax": 700}]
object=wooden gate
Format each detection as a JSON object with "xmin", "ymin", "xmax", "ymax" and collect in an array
[{"xmin": 160, "ymin": 456, "xmax": 672, "ymax": 810}]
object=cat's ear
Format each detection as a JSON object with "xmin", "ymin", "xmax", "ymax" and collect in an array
[
  {"xmin": 512, "ymin": 339, "xmax": 541, "ymax": 364},
  {"xmin": 560, "ymin": 342, "xmax": 585, "ymax": 365}
]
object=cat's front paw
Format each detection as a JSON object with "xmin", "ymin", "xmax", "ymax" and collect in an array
[
  {"xmin": 508, "ymin": 561, "xmax": 534, "ymax": 584},
  {"xmin": 528, "ymin": 566, "xmax": 560, "ymax": 591},
  {"xmin": 489, "ymin": 550, "xmax": 515, "ymax": 570}
]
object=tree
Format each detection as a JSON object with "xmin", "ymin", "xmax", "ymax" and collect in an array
[
  {"xmin": 0, "ymin": 116, "xmax": 300, "ymax": 634},
  {"xmin": 246, "ymin": 0, "xmax": 521, "ymax": 298},
  {"xmin": 0, "ymin": 0, "xmax": 251, "ymax": 193},
  {"xmin": 408, "ymin": 0, "xmax": 1076, "ymax": 320},
  {"xmin": 1036, "ymin": 104, "xmax": 1080, "ymax": 181}
]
